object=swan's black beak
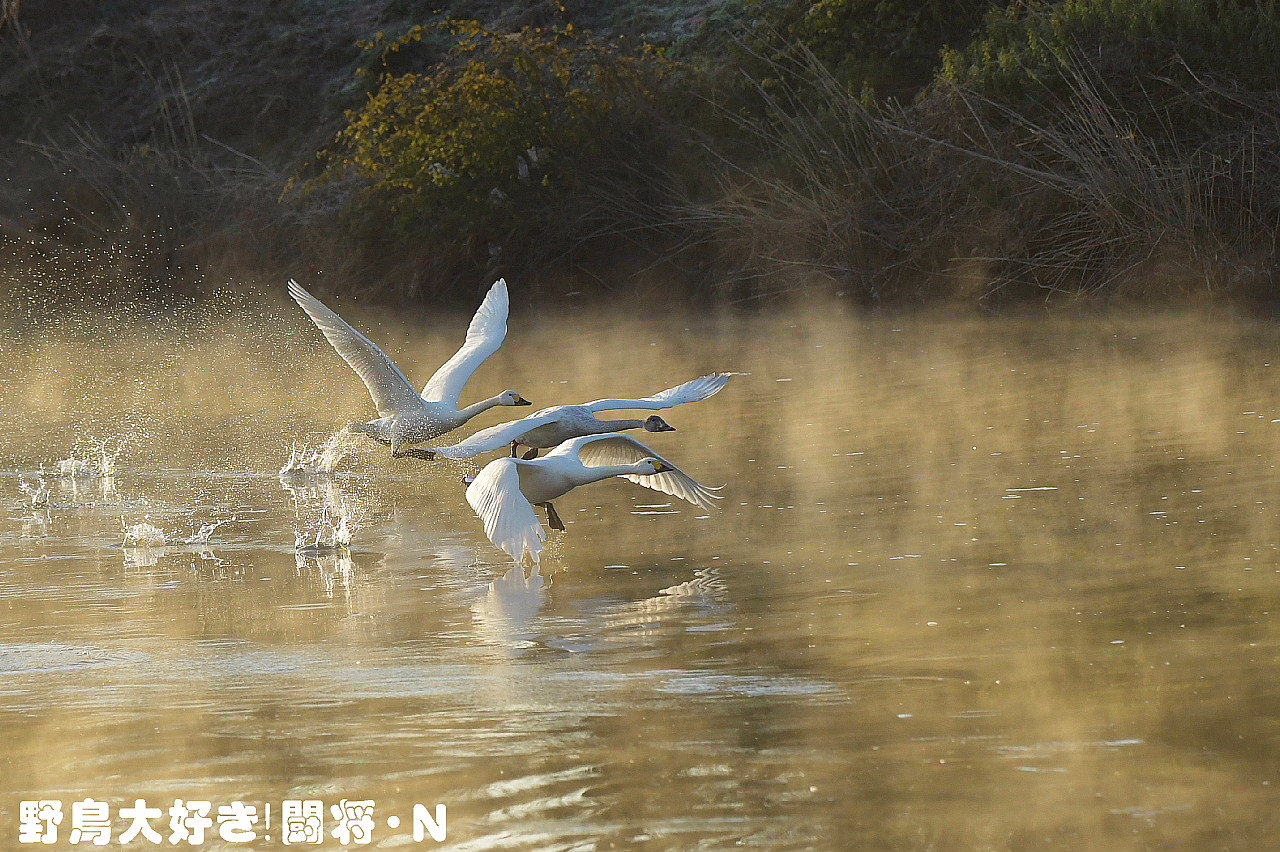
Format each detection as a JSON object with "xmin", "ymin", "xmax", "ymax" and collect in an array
[{"xmin": 516, "ymin": 398, "xmax": 533, "ymax": 406}]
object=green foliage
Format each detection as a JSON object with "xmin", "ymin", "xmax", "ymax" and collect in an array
[
  {"xmin": 942, "ymin": 0, "xmax": 1280, "ymax": 101},
  {"xmin": 734, "ymin": 0, "xmax": 999, "ymax": 101},
  {"xmin": 926, "ymin": 0, "xmax": 1280, "ymax": 281},
  {"xmin": 307, "ymin": 21, "xmax": 674, "ymax": 240}
]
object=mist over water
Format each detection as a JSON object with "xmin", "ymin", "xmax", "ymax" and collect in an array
[{"xmin": 3, "ymin": 301, "xmax": 1280, "ymax": 849}]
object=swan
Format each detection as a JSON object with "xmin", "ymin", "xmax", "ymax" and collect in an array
[
  {"xmin": 409, "ymin": 373, "xmax": 734, "ymax": 460},
  {"xmin": 288, "ymin": 279, "xmax": 532, "ymax": 455},
  {"xmin": 465, "ymin": 433, "xmax": 722, "ymax": 565}
]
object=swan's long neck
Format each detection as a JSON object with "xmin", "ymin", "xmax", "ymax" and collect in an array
[
  {"xmin": 577, "ymin": 462, "xmax": 651, "ymax": 486},
  {"xmin": 458, "ymin": 395, "xmax": 509, "ymax": 422},
  {"xmin": 590, "ymin": 418, "xmax": 645, "ymax": 434}
]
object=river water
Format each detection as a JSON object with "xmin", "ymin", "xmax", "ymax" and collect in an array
[{"xmin": 2, "ymin": 299, "xmax": 1279, "ymax": 850}]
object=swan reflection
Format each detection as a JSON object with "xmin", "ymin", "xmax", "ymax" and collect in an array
[{"xmin": 472, "ymin": 566, "xmax": 549, "ymax": 650}]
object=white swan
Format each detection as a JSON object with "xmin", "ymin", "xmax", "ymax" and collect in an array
[
  {"xmin": 288, "ymin": 279, "xmax": 532, "ymax": 455},
  {"xmin": 413, "ymin": 373, "xmax": 734, "ymax": 460},
  {"xmin": 465, "ymin": 433, "xmax": 722, "ymax": 565}
]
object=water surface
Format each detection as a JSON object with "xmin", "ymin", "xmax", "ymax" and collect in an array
[{"xmin": 2, "ymin": 302, "xmax": 1280, "ymax": 850}]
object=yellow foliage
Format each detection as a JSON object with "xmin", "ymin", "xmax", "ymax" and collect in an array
[{"xmin": 308, "ymin": 20, "xmax": 673, "ymax": 231}]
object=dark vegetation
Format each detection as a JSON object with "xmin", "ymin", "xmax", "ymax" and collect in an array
[{"xmin": 2, "ymin": 0, "xmax": 1280, "ymax": 308}]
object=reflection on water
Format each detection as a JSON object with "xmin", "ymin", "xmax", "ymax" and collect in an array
[
  {"xmin": 472, "ymin": 566, "xmax": 549, "ymax": 651},
  {"xmin": 280, "ymin": 471, "xmax": 373, "ymax": 553},
  {"xmin": 3, "ymin": 304, "xmax": 1280, "ymax": 849}
]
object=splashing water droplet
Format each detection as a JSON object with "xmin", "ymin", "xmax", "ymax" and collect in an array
[{"xmin": 122, "ymin": 522, "xmax": 167, "ymax": 547}]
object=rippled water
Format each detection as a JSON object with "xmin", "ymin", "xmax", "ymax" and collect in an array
[{"xmin": 3, "ymin": 301, "xmax": 1280, "ymax": 849}]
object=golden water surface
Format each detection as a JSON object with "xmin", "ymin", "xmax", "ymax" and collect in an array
[{"xmin": 2, "ymin": 298, "xmax": 1280, "ymax": 850}]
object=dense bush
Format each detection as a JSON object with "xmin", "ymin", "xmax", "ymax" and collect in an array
[
  {"xmin": 917, "ymin": 0, "xmax": 1280, "ymax": 297},
  {"xmin": 672, "ymin": 0, "xmax": 1280, "ymax": 304},
  {"xmin": 730, "ymin": 0, "xmax": 999, "ymax": 101},
  {"xmin": 942, "ymin": 0, "xmax": 1280, "ymax": 109},
  {"xmin": 296, "ymin": 20, "xmax": 680, "ymax": 295},
  {"xmin": 6, "ymin": 0, "xmax": 1280, "ymax": 308}
]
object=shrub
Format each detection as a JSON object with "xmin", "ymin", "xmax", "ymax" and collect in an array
[
  {"xmin": 923, "ymin": 0, "xmax": 1280, "ymax": 297},
  {"xmin": 941, "ymin": 0, "xmax": 1280, "ymax": 112},
  {"xmin": 731, "ymin": 0, "xmax": 999, "ymax": 101},
  {"xmin": 679, "ymin": 24, "xmax": 1280, "ymax": 305},
  {"xmin": 296, "ymin": 20, "xmax": 680, "ymax": 295}
]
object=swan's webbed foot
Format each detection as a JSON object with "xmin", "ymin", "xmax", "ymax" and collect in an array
[
  {"xmin": 538, "ymin": 502, "xmax": 566, "ymax": 531},
  {"xmin": 510, "ymin": 441, "xmax": 519, "ymax": 457},
  {"xmin": 521, "ymin": 447, "xmax": 539, "ymax": 460}
]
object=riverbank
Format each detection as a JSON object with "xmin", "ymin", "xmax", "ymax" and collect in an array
[{"xmin": 3, "ymin": 1, "xmax": 1278, "ymax": 309}]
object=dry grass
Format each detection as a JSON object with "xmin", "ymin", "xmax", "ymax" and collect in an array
[{"xmin": 672, "ymin": 44, "xmax": 1280, "ymax": 306}]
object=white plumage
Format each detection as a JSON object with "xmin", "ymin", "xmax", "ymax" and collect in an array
[
  {"xmin": 288, "ymin": 278, "xmax": 532, "ymax": 454},
  {"xmin": 429, "ymin": 372, "xmax": 734, "ymax": 459},
  {"xmin": 465, "ymin": 433, "xmax": 722, "ymax": 565}
]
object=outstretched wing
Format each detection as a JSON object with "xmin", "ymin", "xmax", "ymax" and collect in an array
[
  {"xmin": 421, "ymin": 278, "xmax": 510, "ymax": 405},
  {"xmin": 288, "ymin": 280, "xmax": 424, "ymax": 417},
  {"xmin": 466, "ymin": 457, "xmax": 547, "ymax": 565},
  {"xmin": 554, "ymin": 434, "xmax": 723, "ymax": 511},
  {"xmin": 585, "ymin": 373, "xmax": 733, "ymax": 413},
  {"xmin": 432, "ymin": 412, "xmax": 561, "ymax": 459}
]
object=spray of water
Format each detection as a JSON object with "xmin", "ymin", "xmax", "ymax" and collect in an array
[
  {"xmin": 279, "ymin": 430, "xmax": 363, "ymax": 478},
  {"xmin": 122, "ymin": 517, "xmax": 232, "ymax": 549},
  {"xmin": 95, "ymin": 439, "xmax": 123, "ymax": 477},
  {"xmin": 50, "ymin": 438, "xmax": 125, "ymax": 480},
  {"xmin": 54, "ymin": 458, "xmax": 94, "ymax": 478},
  {"xmin": 294, "ymin": 502, "xmax": 362, "ymax": 552},
  {"xmin": 183, "ymin": 520, "xmax": 230, "ymax": 546},
  {"xmin": 122, "ymin": 522, "xmax": 167, "ymax": 547},
  {"xmin": 18, "ymin": 476, "xmax": 49, "ymax": 507}
]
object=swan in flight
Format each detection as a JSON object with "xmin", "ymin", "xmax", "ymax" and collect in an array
[
  {"xmin": 465, "ymin": 433, "xmax": 722, "ymax": 565},
  {"xmin": 288, "ymin": 279, "xmax": 532, "ymax": 455},
  {"xmin": 411, "ymin": 372, "xmax": 734, "ymax": 460}
]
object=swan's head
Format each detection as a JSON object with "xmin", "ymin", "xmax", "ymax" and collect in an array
[
  {"xmin": 500, "ymin": 390, "xmax": 533, "ymax": 406},
  {"xmin": 637, "ymin": 458, "xmax": 672, "ymax": 475},
  {"xmin": 643, "ymin": 415, "xmax": 676, "ymax": 432}
]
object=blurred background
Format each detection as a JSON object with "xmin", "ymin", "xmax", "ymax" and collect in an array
[{"xmin": 3, "ymin": 0, "xmax": 1280, "ymax": 309}]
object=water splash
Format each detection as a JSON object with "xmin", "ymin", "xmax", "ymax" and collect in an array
[
  {"xmin": 54, "ymin": 458, "xmax": 95, "ymax": 479},
  {"xmin": 283, "ymin": 463, "xmax": 375, "ymax": 554},
  {"xmin": 97, "ymin": 441, "xmax": 122, "ymax": 477},
  {"xmin": 279, "ymin": 431, "xmax": 362, "ymax": 478},
  {"xmin": 49, "ymin": 438, "xmax": 125, "ymax": 480},
  {"xmin": 18, "ymin": 475, "xmax": 48, "ymax": 507},
  {"xmin": 122, "ymin": 517, "xmax": 232, "ymax": 549},
  {"xmin": 122, "ymin": 522, "xmax": 167, "ymax": 547},
  {"xmin": 183, "ymin": 520, "xmax": 230, "ymax": 546},
  {"xmin": 294, "ymin": 504, "xmax": 360, "ymax": 553}
]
